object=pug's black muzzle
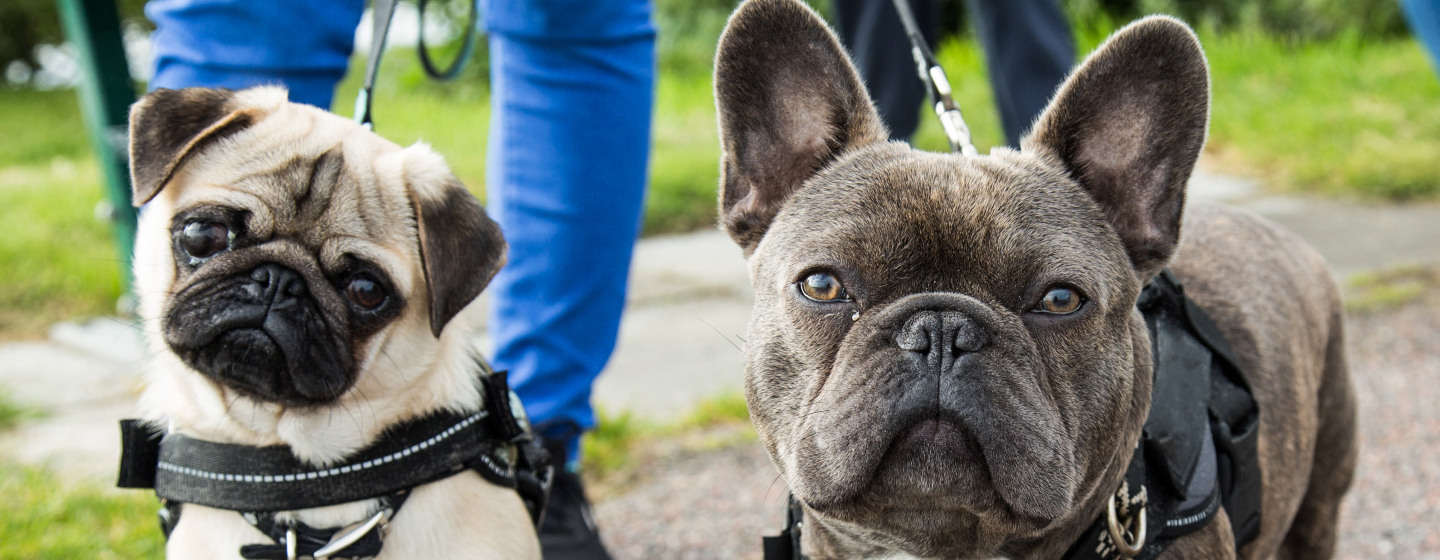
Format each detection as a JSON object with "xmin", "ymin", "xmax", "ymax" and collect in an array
[{"xmin": 165, "ymin": 263, "xmax": 355, "ymax": 405}]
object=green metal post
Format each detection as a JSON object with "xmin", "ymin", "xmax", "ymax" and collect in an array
[{"xmin": 56, "ymin": 0, "xmax": 139, "ymax": 300}]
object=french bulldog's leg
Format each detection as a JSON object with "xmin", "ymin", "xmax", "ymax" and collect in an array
[{"xmin": 1274, "ymin": 322, "xmax": 1357, "ymax": 560}]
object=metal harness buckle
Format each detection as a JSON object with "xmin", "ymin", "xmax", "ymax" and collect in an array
[{"xmin": 1104, "ymin": 481, "xmax": 1149, "ymax": 558}]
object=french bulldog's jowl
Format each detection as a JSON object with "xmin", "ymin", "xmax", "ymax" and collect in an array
[{"xmin": 715, "ymin": 1, "xmax": 1355, "ymax": 558}]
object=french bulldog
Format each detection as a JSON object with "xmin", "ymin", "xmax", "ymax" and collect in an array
[
  {"xmin": 128, "ymin": 86, "xmax": 540, "ymax": 559},
  {"xmin": 713, "ymin": 1, "xmax": 1356, "ymax": 558}
]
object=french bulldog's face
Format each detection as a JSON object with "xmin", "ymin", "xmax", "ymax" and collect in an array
[
  {"xmin": 129, "ymin": 87, "xmax": 505, "ymax": 407},
  {"xmin": 715, "ymin": 1, "xmax": 1208, "ymax": 557}
]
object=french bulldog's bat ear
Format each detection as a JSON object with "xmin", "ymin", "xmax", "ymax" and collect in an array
[
  {"xmin": 1024, "ymin": 16, "xmax": 1209, "ymax": 279},
  {"xmin": 714, "ymin": 0, "xmax": 888, "ymax": 252},
  {"xmin": 127, "ymin": 87, "xmax": 277, "ymax": 205},
  {"xmin": 403, "ymin": 145, "xmax": 508, "ymax": 337}
]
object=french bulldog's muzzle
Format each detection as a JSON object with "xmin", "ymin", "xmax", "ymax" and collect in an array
[{"xmin": 791, "ymin": 292, "xmax": 1076, "ymax": 525}]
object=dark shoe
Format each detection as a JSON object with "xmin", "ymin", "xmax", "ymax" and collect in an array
[{"xmin": 538, "ymin": 434, "xmax": 612, "ymax": 560}]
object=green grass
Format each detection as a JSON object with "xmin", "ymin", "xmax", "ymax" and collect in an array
[
  {"xmin": 1203, "ymin": 32, "xmax": 1440, "ymax": 199},
  {"xmin": 0, "ymin": 462, "xmax": 164, "ymax": 559},
  {"xmin": 1345, "ymin": 263, "xmax": 1440, "ymax": 312},
  {"xmin": 0, "ymin": 388, "xmax": 43, "ymax": 430},
  {"xmin": 1, "ymin": 32, "xmax": 1437, "ymax": 336},
  {"xmin": 582, "ymin": 392, "xmax": 751, "ymax": 492},
  {"xmin": 0, "ymin": 98, "xmax": 125, "ymax": 335}
]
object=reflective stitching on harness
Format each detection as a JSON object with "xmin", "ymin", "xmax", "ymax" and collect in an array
[
  {"xmin": 1166, "ymin": 492, "xmax": 1221, "ymax": 530},
  {"xmin": 155, "ymin": 412, "xmax": 487, "ymax": 483}
]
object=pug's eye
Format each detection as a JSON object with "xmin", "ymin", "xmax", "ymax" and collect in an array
[
  {"xmin": 799, "ymin": 272, "xmax": 848, "ymax": 303},
  {"xmin": 1034, "ymin": 286, "xmax": 1084, "ymax": 315},
  {"xmin": 345, "ymin": 274, "xmax": 388, "ymax": 310},
  {"xmin": 179, "ymin": 221, "xmax": 231, "ymax": 260}
]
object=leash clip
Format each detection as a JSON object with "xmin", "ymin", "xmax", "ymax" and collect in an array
[
  {"xmin": 311, "ymin": 508, "xmax": 389, "ymax": 559},
  {"xmin": 284, "ymin": 525, "xmax": 298, "ymax": 560}
]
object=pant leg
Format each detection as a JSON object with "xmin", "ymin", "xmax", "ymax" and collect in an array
[
  {"xmin": 484, "ymin": 2, "xmax": 655, "ymax": 463},
  {"xmin": 968, "ymin": 0, "xmax": 1074, "ymax": 145},
  {"xmin": 1402, "ymin": 0, "xmax": 1440, "ymax": 77},
  {"xmin": 145, "ymin": 0, "xmax": 363, "ymax": 108},
  {"xmin": 833, "ymin": 0, "xmax": 940, "ymax": 141}
]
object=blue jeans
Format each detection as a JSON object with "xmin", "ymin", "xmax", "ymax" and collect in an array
[
  {"xmin": 1402, "ymin": 0, "xmax": 1440, "ymax": 78},
  {"xmin": 148, "ymin": 0, "xmax": 655, "ymax": 462}
]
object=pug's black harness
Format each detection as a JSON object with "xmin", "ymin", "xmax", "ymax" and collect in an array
[
  {"xmin": 116, "ymin": 368, "xmax": 552, "ymax": 559},
  {"xmin": 762, "ymin": 271, "xmax": 1263, "ymax": 560}
]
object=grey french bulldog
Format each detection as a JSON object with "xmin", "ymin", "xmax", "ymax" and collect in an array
[{"xmin": 713, "ymin": 0, "xmax": 1356, "ymax": 558}]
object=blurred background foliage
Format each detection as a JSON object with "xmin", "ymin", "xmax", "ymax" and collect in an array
[
  {"xmin": 0, "ymin": 0, "xmax": 1411, "ymax": 87},
  {"xmin": 0, "ymin": 0, "xmax": 147, "ymax": 77}
]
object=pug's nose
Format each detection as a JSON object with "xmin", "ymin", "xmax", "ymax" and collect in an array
[
  {"xmin": 896, "ymin": 310, "xmax": 986, "ymax": 359},
  {"xmin": 249, "ymin": 263, "xmax": 307, "ymax": 302}
]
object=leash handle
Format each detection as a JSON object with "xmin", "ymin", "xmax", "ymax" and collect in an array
[
  {"xmin": 417, "ymin": 0, "xmax": 481, "ymax": 81},
  {"xmin": 889, "ymin": 0, "xmax": 978, "ymax": 156},
  {"xmin": 355, "ymin": 0, "xmax": 400, "ymax": 129}
]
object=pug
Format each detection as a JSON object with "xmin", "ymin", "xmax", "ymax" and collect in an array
[
  {"xmin": 126, "ymin": 86, "xmax": 540, "ymax": 559},
  {"xmin": 714, "ymin": 1, "xmax": 1356, "ymax": 558}
]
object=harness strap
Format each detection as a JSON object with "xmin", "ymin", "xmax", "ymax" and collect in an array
[
  {"xmin": 122, "ymin": 411, "xmax": 494, "ymax": 511},
  {"xmin": 761, "ymin": 495, "xmax": 805, "ymax": 560},
  {"xmin": 118, "ymin": 366, "xmax": 553, "ymax": 558}
]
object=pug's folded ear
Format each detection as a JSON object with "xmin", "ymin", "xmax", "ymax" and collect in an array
[
  {"xmin": 402, "ymin": 144, "xmax": 507, "ymax": 337},
  {"xmin": 128, "ymin": 86, "xmax": 286, "ymax": 206}
]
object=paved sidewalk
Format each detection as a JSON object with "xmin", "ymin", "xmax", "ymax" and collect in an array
[{"xmin": 2, "ymin": 168, "xmax": 1437, "ymax": 480}]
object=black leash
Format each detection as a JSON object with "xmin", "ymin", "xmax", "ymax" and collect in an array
[
  {"xmin": 354, "ymin": 0, "xmax": 398, "ymax": 129},
  {"xmin": 355, "ymin": 0, "xmax": 481, "ymax": 129},
  {"xmin": 417, "ymin": 0, "xmax": 480, "ymax": 81},
  {"xmin": 889, "ymin": 0, "xmax": 978, "ymax": 155}
]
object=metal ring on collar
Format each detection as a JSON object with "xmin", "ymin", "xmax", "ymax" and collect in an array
[{"xmin": 1106, "ymin": 489, "xmax": 1148, "ymax": 558}]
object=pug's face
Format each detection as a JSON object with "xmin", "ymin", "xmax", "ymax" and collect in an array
[{"xmin": 130, "ymin": 87, "xmax": 504, "ymax": 408}]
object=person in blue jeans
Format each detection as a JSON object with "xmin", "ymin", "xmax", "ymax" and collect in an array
[
  {"xmin": 146, "ymin": 1, "xmax": 653, "ymax": 557},
  {"xmin": 833, "ymin": 0, "xmax": 1074, "ymax": 146}
]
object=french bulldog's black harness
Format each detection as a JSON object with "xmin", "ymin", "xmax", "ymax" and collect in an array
[
  {"xmin": 116, "ymin": 367, "xmax": 553, "ymax": 560},
  {"xmin": 762, "ymin": 270, "xmax": 1264, "ymax": 560}
]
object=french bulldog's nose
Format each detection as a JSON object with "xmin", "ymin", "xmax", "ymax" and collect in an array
[
  {"xmin": 250, "ymin": 263, "xmax": 307, "ymax": 301},
  {"xmin": 896, "ymin": 310, "xmax": 986, "ymax": 357}
]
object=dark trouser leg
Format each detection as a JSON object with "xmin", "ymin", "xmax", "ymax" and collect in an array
[
  {"xmin": 968, "ymin": 0, "xmax": 1075, "ymax": 145},
  {"xmin": 833, "ymin": 0, "xmax": 939, "ymax": 141}
]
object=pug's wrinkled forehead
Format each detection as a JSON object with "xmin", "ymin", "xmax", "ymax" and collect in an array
[{"xmin": 140, "ymin": 89, "xmax": 414, "ymax": 284}]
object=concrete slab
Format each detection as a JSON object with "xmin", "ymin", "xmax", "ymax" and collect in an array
[
  {"xmin": 593, "ymin": 297, "xmax": 750, "ymax": 419},
  {"xmin": 1191, "ymin": 166, "xmax": 1440, "ymax": 276}
]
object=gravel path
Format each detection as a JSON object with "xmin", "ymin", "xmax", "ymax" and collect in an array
[{"xmin": 594, "ymin": 299, "xmax": 1440, "ymax": 559}]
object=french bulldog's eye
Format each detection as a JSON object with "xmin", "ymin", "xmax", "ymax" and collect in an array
[
  {"xmin": 1034, "ymin": 286, "xmax": 1084, "ymax": 315},
  {"xmin": 345, "ymin": 274, "xmax": 388, "ymax": 310},
  {"xmin": 179, "ymin": 221, "xmax": 231, "ymax": 260},
  {"xmin": 799, "ymin": 272, "xmax": 849, "ymax": 303}
]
